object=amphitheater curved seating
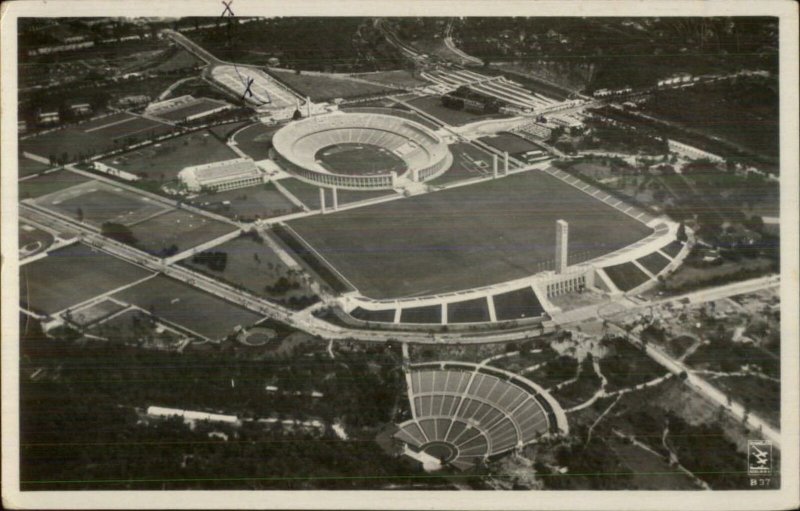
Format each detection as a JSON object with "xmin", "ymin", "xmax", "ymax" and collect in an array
[{"xmin": 396, "ymin": 365, "xmax": 557, "ymax": 470}]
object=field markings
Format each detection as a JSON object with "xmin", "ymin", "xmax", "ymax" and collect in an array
[{"xmin": 83, "ymin": 115, "xmax": 136, "ymax": 133}]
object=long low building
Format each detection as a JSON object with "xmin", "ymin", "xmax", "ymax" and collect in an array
[{"xmin": 179, "ymin": 157, "xmax": 266, "ymax": 193}]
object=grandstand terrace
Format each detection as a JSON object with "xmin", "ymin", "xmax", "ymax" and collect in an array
[
  {"xmin": 272, "ymin": 112, "xmax": 451, "ymax": 190},
  {"xmin": 395, "ymin": 363, "xmax": 566, "ymax": 471}
]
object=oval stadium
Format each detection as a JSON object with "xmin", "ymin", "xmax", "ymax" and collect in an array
[{"xmin": 271, "ymin": 112, "xmax": 452, "ymax": 190}]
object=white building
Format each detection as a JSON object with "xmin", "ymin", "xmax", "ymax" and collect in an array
[
  {"xmin": 146, "ymin": 406, "xmax": 239, "ymax": 424},
  {"xmin": 667, "ymin": 139, "xmax": 724, "ymax": 163},
  {"xmin": 179, "ymin": 157, "xmax": 266, "ymax": 193}
]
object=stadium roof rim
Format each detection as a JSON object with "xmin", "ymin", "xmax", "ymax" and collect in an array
[{"xmin": 272, "ymin": 111, "xmax": 450, "ymax": 179}]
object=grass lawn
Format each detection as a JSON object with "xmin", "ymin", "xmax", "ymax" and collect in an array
[
  {"xmin": 112, "ymin": 275, "xmax": 263, "ymax": 340},
  {"xmin": 399, "ymin": 304, "xmax": 442, "ymax": 324},
  {"xmin": 340, "ymin": 105, "xmax": 441, "ymax": 130},
  {"xmin": 429, "ymin": 142, "xmax": 494, "ymax": 185},
  {"xmin": 407, "ymin": 95, "xmax": 510, "ymax": 127},
  {"xmin": 19, "ymin": 223, "xmax": 55, "ymax": 258},
  {"xmin": 277, "ymin": 178, "xmax": 323, "ymax": 209},
  {"xmin": 191, "ymin": 182, "xmax": 300, "ymax": 221},
  {"xmin": 492, "ymin": 287, "xmax": 544, "ymax": 321},
  {"xmin": 129, "ymin": 210, "xmax": 237, "ymax": 256},
  {"xmin": 447, "ymin": 297, "xmax": 490, "ymax": 323},
  {"xmin": 288, "ymin": 169, "xmax": 652, "ymax": 299},
  {"xmin": 180, "ymin": 234, "xmax": 314, "ymax": 302},
  {"xmin": 19, "ymin": 170, "xmax": 91, "ymax": 200},
  {"xmin": 20, "ymin": 243, "xmax": 153, "ymax": 315},
  {"xmin": 232, "ymin": 122, "xmax": 280, "ymax": 161},
  {"xmin": 637, "ymin": 251, "xmax": 671, "ymax": 275},
  {"xmin": 350, "ymin": 307, "xmax": 396, "ymax": 323},
  {"xmin": 350, "ymin": 70, "xmax": 428, "ymax": 89},
  {"xmin": 20, "ymin": 113, "xmax": 174, "ymax": 163},
  {"xmin": 268, "ymin": 69, "xmax": 395, "ymax": 101},
  {"xmin": 34, "ymin": 181, "xmax": 169, "ymax": 228},
  {"xmin": 18, "ymin": 157, "xmax": 53, "ymax": 178},
  {"xmin": 603, "ymin": 262, "xmax": 651, "ymax": 292},
  {"xmin": 478, "ymin": 132, "xmax": 542, "ymax": 156},
  {"xmin": 99, "ymin": 130, "xmax": 237, "ymax": 182}
]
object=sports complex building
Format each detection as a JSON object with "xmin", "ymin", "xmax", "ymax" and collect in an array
[{"xmin": 271, "ymin": 112, "xmax": 452, "ymax": 190}]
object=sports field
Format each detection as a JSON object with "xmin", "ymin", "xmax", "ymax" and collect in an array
[
  {"xmin": 407, "ymin": 95, "xmax": 510, "ymax": 127},
  {"xmin": 478, "ymin": 132, "xmax": 542, "ymax": 156},
  {"xmin": 430, "ymin": 142, "xmax": 494, "ymax": 185},
  {"xmin": 316, "ymin": 143, "xmax": 406, "ymax": 176},
  {"xmin": 268, "ymin": 69, "xmax": 395, "ymax": 101},
  {"xmin": 20, "ymin": 112, "xmax": 175, "ymax": 163},
  {"xmin": 18, "ymin": 157, "xmax": 52, "ymax": 178},
  {"xmin": 288, "ymin": 169, "xmax": 652, "ymax": 299},
  {"xmin": 20, "ymin": 242, "xmax": 153, "ymax": 315},
  {"xmin": 113, "ymin": 274, "xmax": 264, "ymax": 340},
  {"xmin": 98, "ymin": 130, "xmax": 237, "ymax": 181},
  {"xmin": 232, "ymin": 123, "xmax": 281, "ymax": 161},
  {"xmin": 19, "ymin": 223, "xmax": 55, "ymax": 258},
  {"xmin": 18, "ymin": 170, "xmax": 91, "ymax": 200},
  {"xmin": 193, "ymin": 182, "xmax": 299, "ymax": 220},
  {"xmin": 34, "ymin": 181, "xmax": 170, "ymax": 228},
  {"xmin": 129, "ymin": 210, "xmax": 237, "ymax": 256}
]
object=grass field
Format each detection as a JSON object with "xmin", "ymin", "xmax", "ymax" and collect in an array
[
  {"xmin": 268, "ymin": 69, "xmax": 395, "ymax": 101},
  {"xmin": 350, "ymin": 307, "xmax": 396, "ymax": 323},
  {"xmin": 492, "ymin": 287, "xmax": 544, "ymax": 321},
  {"xmin": 429, "ymin": 143, "xmax": 494, "ymax": 185},
  {"xmin": 407, "ymin": 95, "xmax": 510, "ymax": 127},
  {"xmin": 317, "ymin": 143, "xmax": 406, "ymax": 176},
  {"xmin": 20, "ymin": 112, "xmax": 175, "ymax": 163},
  {"xmin": 232, "ymin": 123, "xmax": 281, "ymax": 161},
  {"xmin": 350, "ymin": 70, "xmax": 428, "ymax": 89},
  {"xmin": 34, "ymin": 181, "xmax": 169, "ymax": 228},
  {"xmin": 180, "ymin": 234, "xmax": 314, "ymax": 302},
  {"xmin": 19, "ymin": 223, "xmax": 55, "ymax": 258},
  {"xmin": 277, "ymin": 177, "xmax": 397, "ymax": 210},
  {"xmin": 603, "ymin": 262, "xmax": 651, "ymax": 292},
  {"xmin": 340, "ymin": 106, "xmax": 441, "ymax": 130},
  {"xmin": 19, "ymin": 170, "xmax": 91, "ymax": 200},
  {"xmin": 288, "ymin": 169, "xmax": 652, "ymax": 298},
  {"xmin": 20, "ymin": 243, "xmax": 153, "ymax": 315},
  {"xmin": 478, "ymin": 132, "xmax": 542, "ymax": 156},
  {"xmin": 447, "ymin": 297, "xmax": 491, "ymax": 323},
  {"xmin": 98, "ymin": 130, "xmax": 237, "ymax": 182},
  {"xmin": 18, "ymin": 157, "xmax": 52, "ymax": 178},
  {"xmin": 129, "ymin": 210, "xmax": 237, "ymax": 256},
  {"xmin": 112, "ymin": 274, "xmax": 264, "ymax": 340},
  {"xmin": 192, "ymin": 182, "xmax": 299, "ymax": 221}
]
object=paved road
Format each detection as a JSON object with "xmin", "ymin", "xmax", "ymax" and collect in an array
[{"xmin": 609, "ymin": 323, "xmax": 781, "ymax": 447}]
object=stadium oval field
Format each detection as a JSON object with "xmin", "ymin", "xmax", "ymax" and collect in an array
[{"xmin": 272, "ymin": 112, "xmax": 452, "ymax": 190}]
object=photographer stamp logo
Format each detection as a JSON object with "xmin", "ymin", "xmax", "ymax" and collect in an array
[{"xmin": 747, "ymin": 440, "xmax": 772, "ymax": 475}]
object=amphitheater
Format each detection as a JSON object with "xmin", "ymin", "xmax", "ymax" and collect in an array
[
  {"xmin": 394, "ymin": 362, "xmax": 567, "ymax": 470},
  {"xmin": 271, "ymin": 112, "xmax": 452, "ymax": 190}
]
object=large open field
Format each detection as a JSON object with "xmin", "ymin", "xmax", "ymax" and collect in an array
[
  {"xmin": 268, "ymin": 69, "xmax": 395, "ymax": 101},
  {"xmin": 180, "ymin": 233, "xmax": 316, "ymax": 305},
  {"xmin": 316, "ymin": 143, "xmax": 406, "ymax": 176},
  {"xmin": 429, "ymin": 143, "xmax": 494, "ymax": 185},
  {"xmin": 20, "ymin": 112, "xmax": 175, "ymax": 163},
  {"xmin": 407, "ymin": 95, "xmax": 510, "ymax": 126},
  {"xmin": 20, "ymin": 243, "xmax": 153, "ymax": 315},
  {"xmin": 232, "ymin": 122, "xmax": 280, "ymax": 161},
  {"xmin": 191, "ymin": 182, "xmax": 299, "ymax": 221},
  {"xmin": 98, "ymin": 129, "xmax": 237, "ymax": 182},
  {"xmin": 19, "ymin": 170, "xmax": 91, "ymax": 200},
  {"xmin": 112, "ymin": 275, "xmax": 264, "ymax": 340},
  {"xmin": 288, "ymin": 168, "xmax": 652, "ymax": 298},
  {"xmin": 19, "ymin": 223, "xmax": 55, "ymax": 259},
  {"xmin": 129, "ymin": 210, "xmax": 237, "ymax": 256},
  {"xmin": 33, "ymin": 181, "xmax": 170, "ymax": 228},
  {"xmin": 18, "ymin": 157, "xmax": 53, "ymax": 178}
]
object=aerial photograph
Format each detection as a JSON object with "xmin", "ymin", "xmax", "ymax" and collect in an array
[{"xmin": 6, "ymin": 7, "xmax": 792, "ymax": 503}]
